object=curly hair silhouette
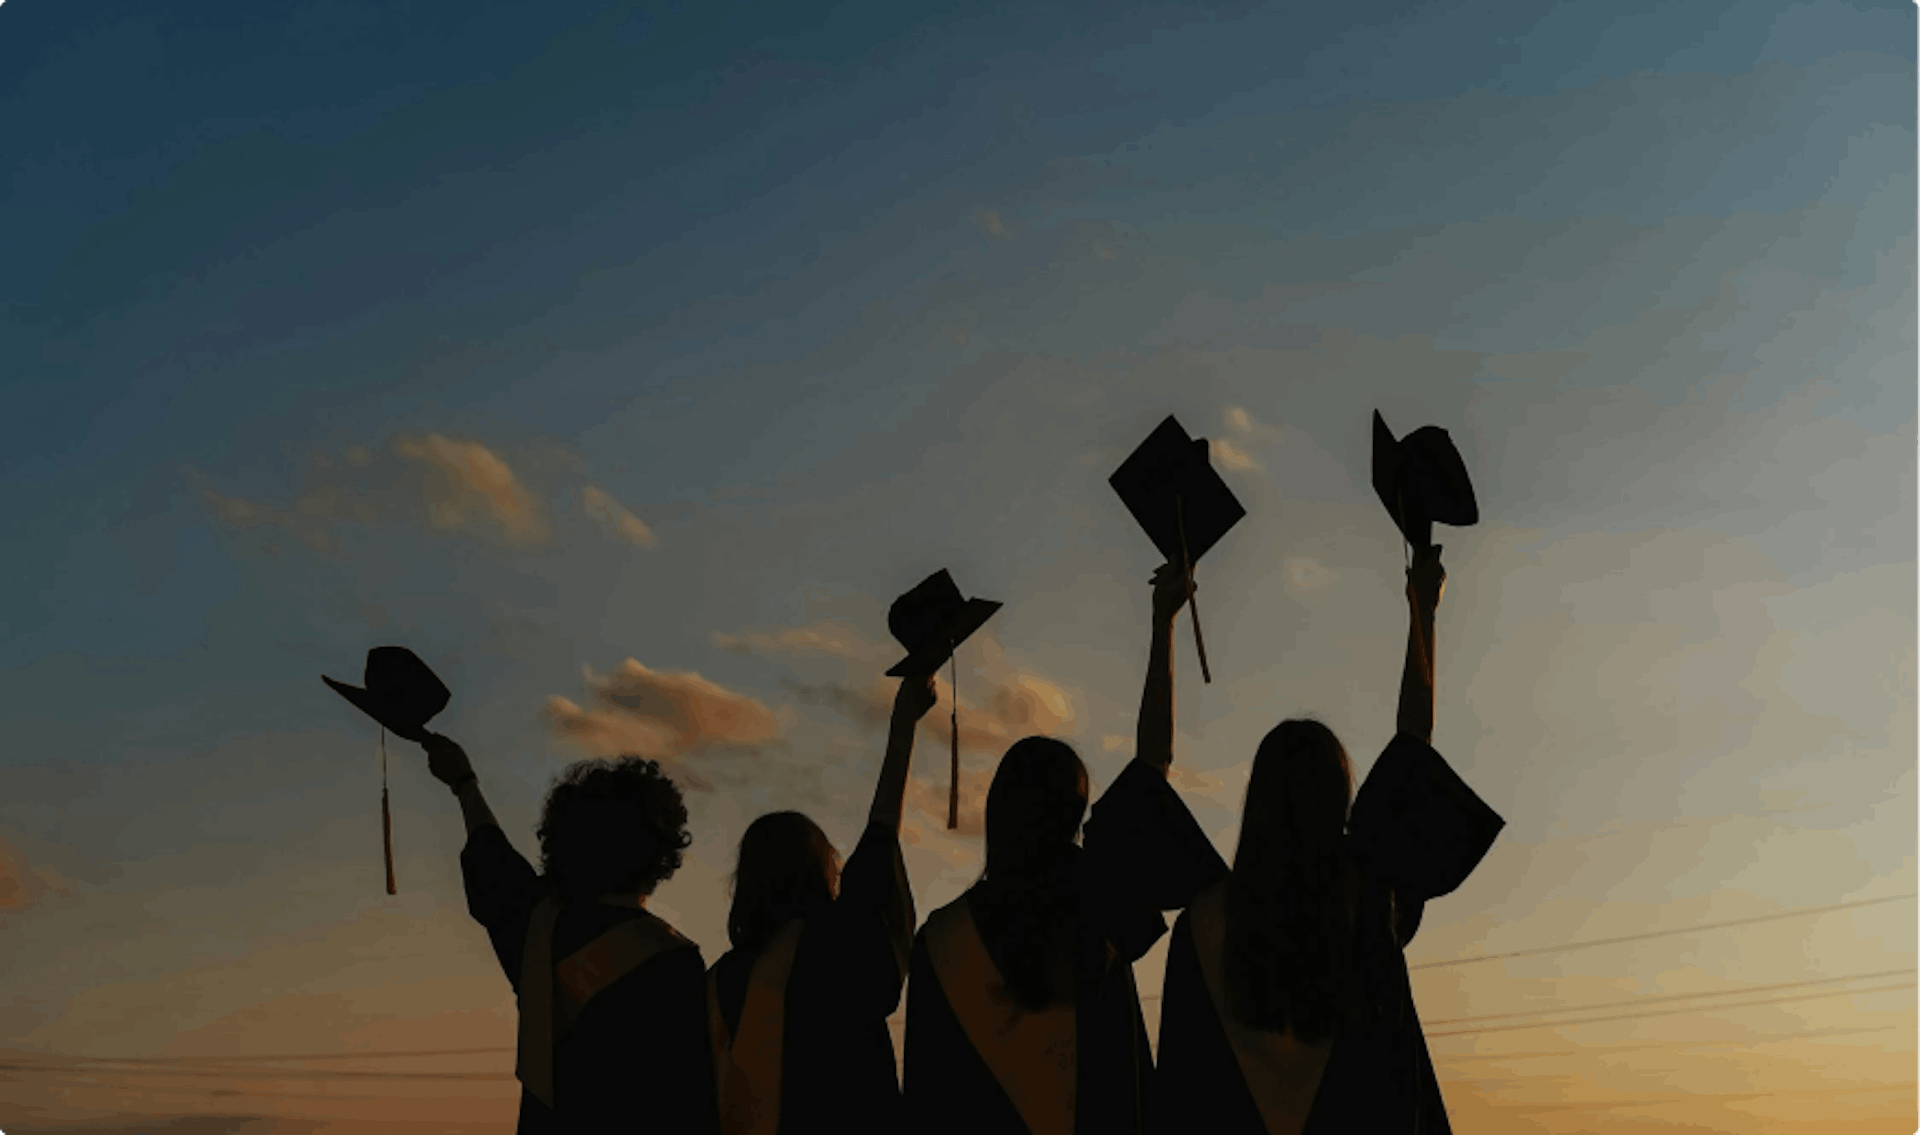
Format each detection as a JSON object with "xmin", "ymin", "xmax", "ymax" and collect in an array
[{"xmin": 536, "ymin": 756, "xmax": 692, "ymax": 901}]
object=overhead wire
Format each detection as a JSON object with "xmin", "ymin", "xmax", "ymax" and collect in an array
[
  {"xmin": 1410, "ymin": 893, "xmax": 1916, "ymax": 970},
  {"xmin": 1422, "ymin": 966, "xmax": 1918, "ymax": 1027},
  {"xmin": 1424, "ymin": 981, "xmax": 1916, "ymax": 1038}
]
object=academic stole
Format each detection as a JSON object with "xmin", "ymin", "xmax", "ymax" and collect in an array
[
  {"xmin": 517, "ymin": 897, "xmax": 691, "ymax": 1110},
  {"xmin": 707, "ymin": 918, "xmax": 806, "ymax": 1135},
  {"xmin": 923, "ymin": 896, "xmax": 1076, "ymax": 1135},
  {"xmin": 1187, "ymin": 882, "xmax": 1335, "ymax": 1135}
]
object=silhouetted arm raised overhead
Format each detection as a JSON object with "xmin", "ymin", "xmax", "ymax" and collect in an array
[
  {"xmin": 422, "ymin": 733, "xmax": 499, "ymax": 836},
  {"xmin": 869, "ymin": 672, "xmax": 938, "ymax": 831},
  {"xmin": 1136, "ymin": 561, "xmax": 1192, "ymax": 775},
  {"xmin": 1078, "ymin": 561, "xmax": 1227, "ymax": 960},
  {"xmin": 1395, "ymin": 545, "xmax": 1445, "ymax": 744}
]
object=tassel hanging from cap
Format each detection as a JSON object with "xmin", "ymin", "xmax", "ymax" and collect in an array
[
  {"xmin": 1174, "ymin": 494, "xmax": 1213, "ymax": 684},
  {"xmin": 381, "ymin": 727, "xmax": 397, "ymax": 896}
]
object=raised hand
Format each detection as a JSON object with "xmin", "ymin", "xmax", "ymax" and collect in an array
[
  {"xmin": 872, "ymin": 674, "xmax": 936, "ymax": 832},
  {"xmin": 1151, "ymin": 561, "xmax": 1193, "ymax": 623},
  {"xmin": 895, "ymin": 671, "xmax": 939, "ymax": 723},
  {"xmin": 421, "ymin": 732, "xmax": 476, "ymax": 789},
  {"xmin": 1407, "ymin": 545, "xmax": 1446, "ymax": 615}
]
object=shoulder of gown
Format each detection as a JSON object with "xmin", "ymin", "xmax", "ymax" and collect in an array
[
  {"xmin": 1081, "ymin": 756, "xmax": 1231, "ymax": 961},
  {"xmin": 1346, "ymin": 733, "xmax": 1504, "ymax": 904}
]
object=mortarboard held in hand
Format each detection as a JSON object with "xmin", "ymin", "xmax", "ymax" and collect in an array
[
  {"xmin": 886, "ymin": 570, "xmax": 1002, "ymax": 829},
  {"xmin": 323, "ymin": 646, "xmax": 452, "ymax": 895},
  {"xmin": 1370, "ymin": 411, "xmax": 1479, "ymax": 561},
  {"xmin": 1109, "ymin": 415, "xmax": 1247, "ymax": 683}
]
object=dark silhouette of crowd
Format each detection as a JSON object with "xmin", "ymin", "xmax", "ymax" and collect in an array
[{"xmin": 330, "ymin": 412, "xmax": 1503, "ymax": 1133}]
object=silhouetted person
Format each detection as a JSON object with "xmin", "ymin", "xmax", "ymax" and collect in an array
[
  {"xmin": 903, "ymin": 564, "xmax": 1230, "ymax": 1135},
  {"xmin": 705, "ymin": 673, "xmax": 936, "ymax": 1134},
  {"xmin": 1150, "ymin": 546, "xmax": 1504, "ymax": 1134},
  {"xmin": 422, "ymin": 735, "xmax": 720, "ymax": 1135}
]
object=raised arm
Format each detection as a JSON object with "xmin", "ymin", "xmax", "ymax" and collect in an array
[
  {"xmin": 422, "ymin": 733, "xmax": 500, "ymax": 837},
  {"xmin": 1395, "ymin": 545, "xmax": 1447, "ymax": 744},
  {"xmin": 868, "ymin": 672, "xmax": 938, "ymax": 831},
  {"xmin": 1136, "ymin": 562, "xmax": 1191, "ymax": 775}
]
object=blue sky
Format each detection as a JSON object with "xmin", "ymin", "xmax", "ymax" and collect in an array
[{"xmin": 0, "ymin": 1, "xmax": 1913, "ymax": 1130}]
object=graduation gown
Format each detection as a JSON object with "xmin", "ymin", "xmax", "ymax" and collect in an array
[
  {"xmin": 706, "ymin": 821, "xmax": 916, "ymax": 1135},
  {"xmin": 461, "ymin": 824, "xmax": 721, "ymax": 1135},
  {"xmin": 1150, "ymin": 733, "xmax": 1504, "ymax": 1135},
  {"xmin": 902, "ymin": 756, "xmax": 1230, "ymax": 1135}
]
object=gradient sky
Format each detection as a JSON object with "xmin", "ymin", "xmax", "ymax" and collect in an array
[{"xmin": 1, "ymin": 1, "xmax": 1914, "ymax": 1132}]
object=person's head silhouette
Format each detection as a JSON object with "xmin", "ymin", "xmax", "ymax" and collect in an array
[
  {"xmin": 971, "ymin": 735, "xmax": 1089, "ymax": 1011},
  {"xmin": 983, "ymin": 736, "xmax": 1089, "ymax": 877},
  {"xmin": 536, "ymin": 756, "xmax": 692, "ymax": 903},
  {"xmin": 728, "ymin": 811, "xmax": 840, "ymax": 954},
  {"xmin": 1224, "ymin": 719, "xmax": 1362, "ymax": 1041}
]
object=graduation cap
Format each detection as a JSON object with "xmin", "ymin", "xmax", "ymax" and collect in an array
[
  {"xmin": 886, "ymin": 570, "xmax": 1001, "ymax": 829},
  {"xmin": 1110, "ymin": 415, "xmax": 1247, "ymax": 683},
  {"xmin": 1370, "ymin": 411, "xmax": 1479, "ymax": 557},
  {"xmin": 323, "ymin": 646, "xmax": 452, "ymax": 895}
]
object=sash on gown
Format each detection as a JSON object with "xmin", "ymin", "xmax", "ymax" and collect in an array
[
  {"xmin": 516, "ymin": 895, "xmax": 693, "ymax": 1110},
  {"xmin": 923, "ymin": 896, "xmax": 1077, "ymax": 1135},
  {"xmin": 707, "ymin": 918, "xmax": 806, "ymax": 1135},
  {"xmin": 1187, "ymin": 881, "xmax": 1335, "ymax": 1135}
]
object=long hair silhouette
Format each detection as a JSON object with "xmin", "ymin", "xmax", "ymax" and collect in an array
[
  {"xmin": 974, "ymin": 736, "xmax": 1089, "ymax": 1011},
  {"xmin": 727, "ymin": 810, "xmax": 840, "ymax": 955},
  {"xmin": 1222, "ymin": 720, "xmax": 1370, "ymax": 1042}
]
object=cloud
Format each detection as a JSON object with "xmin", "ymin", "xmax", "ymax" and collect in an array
[
  {"xmin": 983, "ymin": 672, "xmax": 1076, "ymax": 735},
  {"xmin": 1224, "ymin": 405, "xmax": 1287, "ymax": 439},
  {"xmin": 1216, "ymin": 405, "xmax": 1289, "ymax": 475},
  {"xmin": 394, "ymin": 434, "xmax": 547, "ymax": 545},
  {"xmin": 714, "ymin": 616, "xmax": 1086, "ymax": 829},
  {"xmin": 1213, "ymin": 436, "xmax": 1260, "ymax": 471},
  {"xmin": 972, "ymin": 208, "xmax": 1014, "ymax": 238},
  {"xmin": 1281, "ymin": 556, "xmax": 1337, "ymax": 592},
  {"xmin": 0, "ymin": 833, "xmax": 71, "ymax": 914},
  {"xmin": 903, "ymin": 760, "xmax": 996, "ymax": 836},
  {"xmin": 714, "ymin": 619, "xmax": 894, "ymax": 664},
  {"xmin": 189, "ymin": 434, "xmax": 551, "ymax": 556},
  {"xmin": 542, "ymin": 695, "xmax": 682, "ymax": 760},
  {"xmin": 581, "ymin": 485, "xmax": 657, "ymax": 547},
  {"xmin": 585, "ymin": 659, "xmax": 778, "ymax": 746},
  {"xmin": 183, "ymin": 469, "xmax": 339, "ymax": 555},
  {"xmin": 543, "ymin": 659, "xmax": 782, "ymax": 789}
]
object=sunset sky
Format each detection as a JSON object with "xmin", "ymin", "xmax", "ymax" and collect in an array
[{"xmin": 1, "ymin": 1, "xmax": 1914, "ymax": 1132}]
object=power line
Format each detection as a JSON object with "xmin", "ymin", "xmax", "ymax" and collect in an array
[
  {"xmin": 1422, "ymin": 967, "xmax": 1917, "ymax": 1027},
  {"xmin": 1409, "ymin": 893, "xmax": 1917, "ymax": 970},
  {"xmin": 1433, "ymin": 1023, "xmax": 1913, "ymax": 1063},
  {"xmin": 1424, "ymin": 981, "xmax": 1915, "ymax": 1038},
  {"xmin": 1141, "ymin": 965, "xmax": 1918, "ymax": 1016}
]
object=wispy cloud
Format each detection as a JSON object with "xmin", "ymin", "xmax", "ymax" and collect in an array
[
  {"xmin": 972, "ymin": 208, "xmax": 1014, "ymax": 238},
  {"xmin": 715, "ymin": 617, "xmax": 1085, "ymax": 829},
  {"xmin": 581, "ymin": 485, "xmax": 657, "ymax": 547},
  {"xmin": 182, "ymin": 470, "xmax": 339, "ymax": 555},
  {"xmin": 1213, "ymin": 436, "xmax": 1260, "ymax": 471},
  {"xmin": 394, "ymin": 434, "xmax": 547, "ymax": 545},
  {"xmin": 1281, "ymin": 555, "xmax": 1337, "ymax": 592},
  {"xmin": 189, "ymin": 434, "xmax": 550, "ymax": 554},
  {"xmin": 713, "ymin": 620, "xmax": 893, "ymax": 664},
  {"xmin": 543, "ymin": 659, "xmax": 782, "ymax": 789},
  {"xmin": 0, "ymin": 831, "xmax": 81, "ymax": 916}
]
